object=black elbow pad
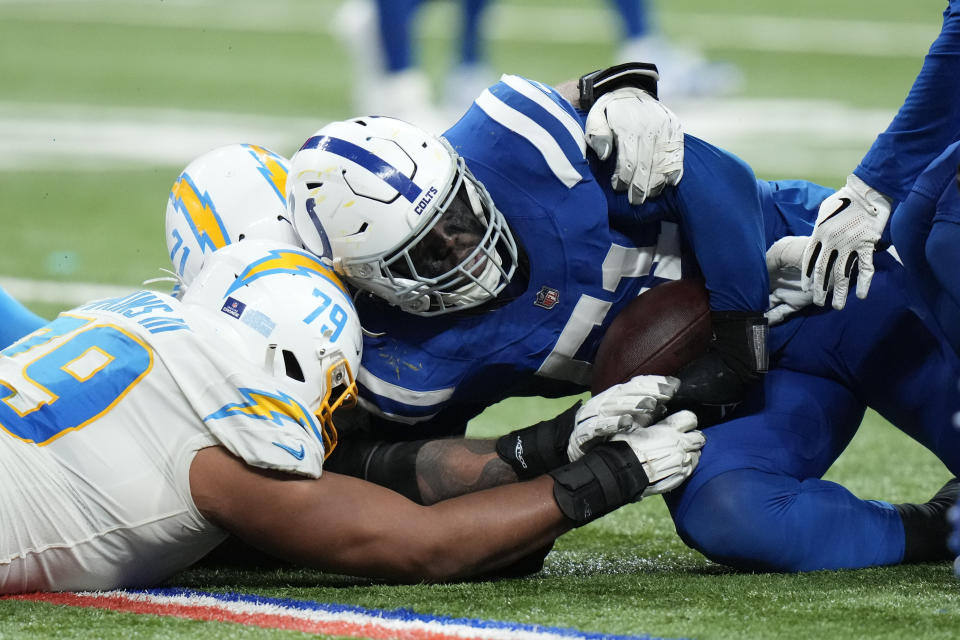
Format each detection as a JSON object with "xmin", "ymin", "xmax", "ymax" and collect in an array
[{"xmin": 670, "ymin": 311, "xmax": 768, "ymax": 425}]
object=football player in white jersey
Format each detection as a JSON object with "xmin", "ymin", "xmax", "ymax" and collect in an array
[
  {"xmin": 0, "ymin": 237, "xmax": 704, "ymax": 593},
  {"xmin": 164, "ymin": 143, "xmax": 301, "ymax": 298}
]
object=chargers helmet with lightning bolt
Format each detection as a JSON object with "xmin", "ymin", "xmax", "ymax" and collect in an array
[
  {"xmin": 165, "ymin": 143, "xmax": 300, "ymax": 297},
  {"xmin": 180, "ymin": 240, "xmax": 362, "ymax": 455}
]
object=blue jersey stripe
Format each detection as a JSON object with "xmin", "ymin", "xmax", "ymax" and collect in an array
[
  {"xmin": 299, "ymin": 135, "xmax": 423, "ymax": 202},
  {"xmin": 356, "ymin": 387, "xmax": 442, "ymax": 423}
]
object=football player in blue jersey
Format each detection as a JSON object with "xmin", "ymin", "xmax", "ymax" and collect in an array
[
  {"xmin": 286, "ymin": 67, "xmax": 960, "ymax": 573},
  {"xmin": 288, "ymin": 68, "xmax": 768, "ymax": 440},
  {"xmin": 802, "ymin": 0, "xmax": 960, "ymax": 311}
]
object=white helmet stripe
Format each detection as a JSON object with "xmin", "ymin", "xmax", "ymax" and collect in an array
[{"xmin": 475, "ymin": 89, "xmax": 583, "ymax": 188}]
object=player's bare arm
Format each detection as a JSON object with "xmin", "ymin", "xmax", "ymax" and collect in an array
[
  {"xmin": 190, "ymin": 412, "xmax": 702, "ymax": 583},
  {"xmin": 190, "ymin": 446, "xmax": 564, "ymax": 581},
  {"xmin": 330, "ymin": 380, "xmax": 691, "ymax": 506}
]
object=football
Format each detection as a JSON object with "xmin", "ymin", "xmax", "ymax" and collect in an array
[{"xmin": 591, "ymin": 278, "xmax": 712, "ymax": 394}]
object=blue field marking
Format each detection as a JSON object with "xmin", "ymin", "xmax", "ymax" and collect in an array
[{"xmin": 132, "ymin": 588, "xmax": 690, "ymax": 640}]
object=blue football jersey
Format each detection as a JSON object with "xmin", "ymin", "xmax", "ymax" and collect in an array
[
  {"xmin": 356, "ymin": 75, "xmax": 690, "ymax": 431},
  {"xmin": 354, "ymin": 75, "xmax": 816, "ymax": 433}
]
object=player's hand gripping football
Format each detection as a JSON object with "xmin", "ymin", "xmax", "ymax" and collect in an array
[
  {"xmin": 611, "ymin": 409, "xmax": 703, "ymax": 497},
  {"xmin": 584, "ymin": 87, "xmax": 684, "ymax": 204},
  {"xmin": 765, "ymin": 235, "xmax": 814, "ymax": 326},
  {"xmin": 568, "ymin": 375, "xmax": 680, "ymax": 461},
  {"xmin": 801, "ymin": 173, "xmax": 892, "ymax": 310}
]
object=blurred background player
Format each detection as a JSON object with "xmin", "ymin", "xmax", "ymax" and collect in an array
[
  {"xmin": 609, "ymin": 0, "xmax": 742, "ymax": 99},
  {"xmin": 334, "ymin": 0, "xmax": 494, "ymax": 132},
  {"xmin": 333, "ymin": 0, "xmax": 742, "ymax": 133}
]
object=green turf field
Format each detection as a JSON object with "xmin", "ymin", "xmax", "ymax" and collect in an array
[{"xmin": 1, "ymin": 1, "xmax": 958, "ymax": 638}]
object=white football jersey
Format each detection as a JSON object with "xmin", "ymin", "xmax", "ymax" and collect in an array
[{"xmin": 0, "ymin": 291, "xmax": 326, "ymax": 593}]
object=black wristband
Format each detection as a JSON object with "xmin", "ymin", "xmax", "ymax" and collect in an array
[
  {"xmin": 548, "ymin": 440, "xmax": 649, "ymax": 525},
  {"xmin": 578, "ymin": 62, "xmax": 660, "ymax": 109},
  {"xmin": 495, "ymin": 402, "xmax": 580, "ymax": 480}
]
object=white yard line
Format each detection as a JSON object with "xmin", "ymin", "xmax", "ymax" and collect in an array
[
  {"xmin": 0, "ymin": 97, "xmax": 894, "ymax": 177},
  {"xmin": 0, "ymin": 102, "xmax": 322, "ymax": 169},
  {"xmin": 0, "ymin": 276, "xmax": 141, "ymax": 307}
]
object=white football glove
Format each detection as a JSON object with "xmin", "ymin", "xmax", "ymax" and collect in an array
[
  {"xmin": 611, "ymin": 410, "xmax": 703, "ymax": 498},
  {"xmin": 567, "ymin": 375, "xmax": 680, "ymax": 461},
  {"xmin": 584, "ymin": 87, "xmax": 684, "ymax": 205},
  {"xmin": 801, "ymin": 173, "xmax": 893, "ymax": 310},
  {"xmin": 765, "ymin": 235, "xmax": 814, "ymax": 326}
]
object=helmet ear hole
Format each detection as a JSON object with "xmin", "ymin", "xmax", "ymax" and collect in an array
[{"xmin": 282, "ymin": 349, "xmax": 306, "ymax": 382}]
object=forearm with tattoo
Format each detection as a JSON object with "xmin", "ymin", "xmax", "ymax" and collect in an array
[{"xmin": 415, "ymin": 439, "xmax": 519, "ymax": 505}]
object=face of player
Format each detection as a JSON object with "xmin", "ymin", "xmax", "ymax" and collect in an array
[{"xmin": 403, "ymin": 186, "xmax": 489, "ymax": 280}]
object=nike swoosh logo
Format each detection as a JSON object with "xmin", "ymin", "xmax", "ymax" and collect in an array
[
  {"xmin": 272, "ymin": 441, "xmax": 306, "ymax": 460},
  {"xmin": 819, "ymin": 197, "xmax": 852, "ymax": 225}
]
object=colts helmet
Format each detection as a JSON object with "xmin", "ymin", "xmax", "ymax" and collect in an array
[
  {"xmin": 180, "ymin": 239, "xmax": 362, "ymax": 455},
  {"xmin": 165, "ymin": 143, "xmax": 300, "ymax": 297},
  {"xmin": 287, "ymin": 116, "xmax": 518, "ymax": 316}
]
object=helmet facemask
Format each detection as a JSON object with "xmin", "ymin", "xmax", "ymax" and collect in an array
[
  {"xmin": 313, "ymin": 357, "xmax": 358, "ymax": 453},
  {"xmin": 343, "ymin": 149, "xmax": 518, "ymax": 316},
  {"xmin": 261, "ymin": 342, "xmax": 358, "ymax": 458}
]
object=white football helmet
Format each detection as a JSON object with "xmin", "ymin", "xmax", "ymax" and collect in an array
[
  {"xmin": 180, "ymin": 239, "xmax": 361, "ymax": 456},
  {"xmin": 165, "ymin": 143, "xmax": 300, "ymax": 297},
  {"xmin": 287, "ymin": 116, "xmax": 518, "ymax": 316}
]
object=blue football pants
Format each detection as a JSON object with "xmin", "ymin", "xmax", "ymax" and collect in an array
[{"xmin": 666, "ymin": 252, "xmax": 960, "ymax": 571}]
